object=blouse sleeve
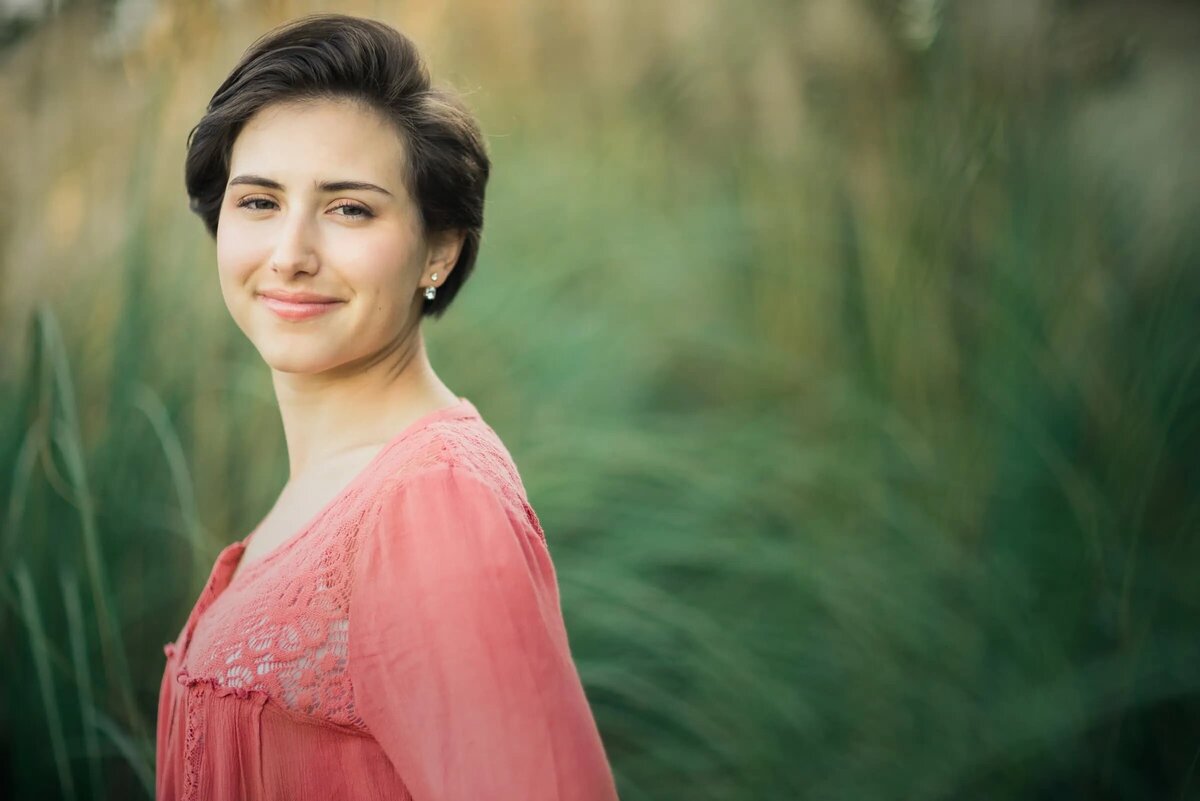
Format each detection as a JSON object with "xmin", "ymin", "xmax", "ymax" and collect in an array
[{"xmin": 348, "ymin": 464, "xmax": 620, "ymax": 801}]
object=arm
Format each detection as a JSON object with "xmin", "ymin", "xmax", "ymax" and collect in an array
[{"xmin": 349, "ymin": 464, "xmax": 620, "ymax": 801}]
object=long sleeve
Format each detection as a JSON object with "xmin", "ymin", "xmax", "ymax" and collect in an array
[{"xmin": 348, "ymin": 464, "xmax": 620, "ymax": 801}]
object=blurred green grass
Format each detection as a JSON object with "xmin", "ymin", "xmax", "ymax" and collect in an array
[{"xmin": 2, "ymin": 1, "xmax": 1199, "ymax": 799}]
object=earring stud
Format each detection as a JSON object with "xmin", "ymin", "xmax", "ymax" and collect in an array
[{"xmin": 424, "ymin": 272, "xmax": 439, "ymax": 301}]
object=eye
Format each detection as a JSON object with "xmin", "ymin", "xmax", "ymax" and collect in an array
[
  {"xmin": 330, "ymin": 201, "xmax": 374, "ymax": 220},
  {"xmin": 236, "ymin": 196, "xmax": 276, "ymax": 211}
]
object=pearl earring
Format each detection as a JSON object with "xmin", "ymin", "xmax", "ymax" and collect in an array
[{"xmin": 425, "ymin": 272, "xmax": 439, "ymax": 301}]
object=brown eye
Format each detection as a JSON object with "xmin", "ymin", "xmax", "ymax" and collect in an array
[
  {"xmin": 331, "ymin": 202, "xmax": 374, "ymax": 219},
  {"xmin": 237, "ymin": 197, "xmax": 276, "ymax": 211}
]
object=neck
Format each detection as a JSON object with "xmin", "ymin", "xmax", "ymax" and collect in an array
[{"xmin": 269, "ymin": 327, "xmax": 459, "ymax": 480}]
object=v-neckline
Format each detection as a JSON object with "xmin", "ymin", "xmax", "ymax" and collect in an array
[{"xmin": 224, "ymin": 397, "xmax": 475, "ymax": 587}]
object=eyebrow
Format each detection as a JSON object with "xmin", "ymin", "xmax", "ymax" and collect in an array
[{"xmin": 227, "ymin": 174, "xmax": 394, "ymax": 197}]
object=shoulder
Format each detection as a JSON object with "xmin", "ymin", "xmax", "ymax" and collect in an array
[
  {"xmin": 379, "ymin": 413, "xmax": 526, "ymax": 500},
  {"xmin": 364, "ymin": 412, "xmax": 544, "ymax": 542}
]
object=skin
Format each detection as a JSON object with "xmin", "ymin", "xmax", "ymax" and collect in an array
[{"xmin": 216, "ymin": 96, "xmax": 465, "ymax": 554}]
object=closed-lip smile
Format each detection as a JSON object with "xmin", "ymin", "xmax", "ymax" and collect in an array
[{"xmin": 257, "ymin": 289, "xmax": 345, "ymax": 320}]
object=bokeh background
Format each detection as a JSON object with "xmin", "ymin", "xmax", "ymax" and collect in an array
[{"xmin": 2, "ymin": 0, "xmax": 1199, "ymax": 798}]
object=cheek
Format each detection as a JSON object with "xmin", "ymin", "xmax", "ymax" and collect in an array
[
  {"xmin": 342, "ymin": 235, "xmax": 420, "ymax": 292},
  {"xmin": 215, "ymin": 219, "xmax": 260, "ymax": 284}
]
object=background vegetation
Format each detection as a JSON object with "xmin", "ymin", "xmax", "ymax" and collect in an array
[{"xmin": 2, "ymin": 0, "xmax": 1198, "ymax": 798}]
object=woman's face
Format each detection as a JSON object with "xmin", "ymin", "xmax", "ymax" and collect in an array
[{"xmin": 216, "ymin": 97, "xmax": 451, "ymax": 376}]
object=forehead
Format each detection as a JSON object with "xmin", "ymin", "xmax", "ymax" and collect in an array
[{"xmin": 228, "ymin": 98, "xmax": 407, "ymax": 188}]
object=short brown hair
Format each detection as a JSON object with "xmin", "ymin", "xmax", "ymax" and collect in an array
[{"xmin": 184, "ymin": 13, "xmax": 490, "ymax": 319}]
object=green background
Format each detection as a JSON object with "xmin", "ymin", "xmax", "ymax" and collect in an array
[{"xmin": 1, "ymin": 1, "xmax": 1198, "ymax": 798}]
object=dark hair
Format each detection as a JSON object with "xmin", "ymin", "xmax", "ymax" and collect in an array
[{"xmin": 184, "ymin": 13, "xmax": 490, "ymax": 319}]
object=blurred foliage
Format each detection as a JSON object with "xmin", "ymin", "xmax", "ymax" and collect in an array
[{"xmin": 2, "ymin": 0, "xmax": 1199, "ymax": 799}]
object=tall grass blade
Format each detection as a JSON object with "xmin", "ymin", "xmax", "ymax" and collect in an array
[
  {"xmin": 61, "ymin": 566, "xmax": 106, "ymax": 801},
  {"xmin": 93, "ymin": 709, "xmax": 154, "ymax": 799},
  {"xmin": 14, "ymin": 560, "xmax": 76, "ymax": 801},
  {"xmin": 38, "ymin": 305, "xmax": 147, "ymax": 741},
  {"xmin": 131, "ymin": 383, "xmax": 207, "ymax": 588}
]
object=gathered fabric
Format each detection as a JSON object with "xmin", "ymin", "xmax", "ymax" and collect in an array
[{"xmin": 156, "ymin": 398, "xmax": 620, "ymax": 800}]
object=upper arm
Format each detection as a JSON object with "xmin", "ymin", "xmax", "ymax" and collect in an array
[{"xmin": 348, "ymin": 465, "xmax": 619, "ymax": 801}]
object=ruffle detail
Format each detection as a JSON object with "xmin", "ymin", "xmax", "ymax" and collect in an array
[{"xmin": 174, "ymin": 668, "xmax": 260, "ymax": 700}]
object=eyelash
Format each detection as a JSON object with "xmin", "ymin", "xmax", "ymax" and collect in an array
[{"xmin": 235, "ymin": 196, "xmax": 375, "ymax": 220}]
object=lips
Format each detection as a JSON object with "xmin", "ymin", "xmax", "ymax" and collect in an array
[{"xmin": 257, "ymin": 292, "xmax": 345, "ymax": 321}]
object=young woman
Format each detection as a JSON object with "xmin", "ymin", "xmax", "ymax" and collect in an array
[{"xmin": 156, "ymin": 14, "xmax": 619, "ymax": 800}]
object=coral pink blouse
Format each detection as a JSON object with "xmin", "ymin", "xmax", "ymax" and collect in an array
[{"xmin": 156, "ymin": 398, "xmax": 619, "ymax": 800}]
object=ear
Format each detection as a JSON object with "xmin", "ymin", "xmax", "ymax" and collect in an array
[{"xmin": 423, "ymin": 229, "xmax": 465, "ymax": 284}]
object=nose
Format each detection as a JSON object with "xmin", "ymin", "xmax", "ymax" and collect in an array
[{"xmin": 269, "ymin": 210, "xmax": 319, "ymax": 277}]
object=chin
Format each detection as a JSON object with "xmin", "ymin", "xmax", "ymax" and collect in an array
[
  {"xmin": 263, "ymin": 358, "xmax": 326, "ymax": 375},
  {"xmin": 253, "ymin": 340, "xmax": 337, "ymax": 375}
]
